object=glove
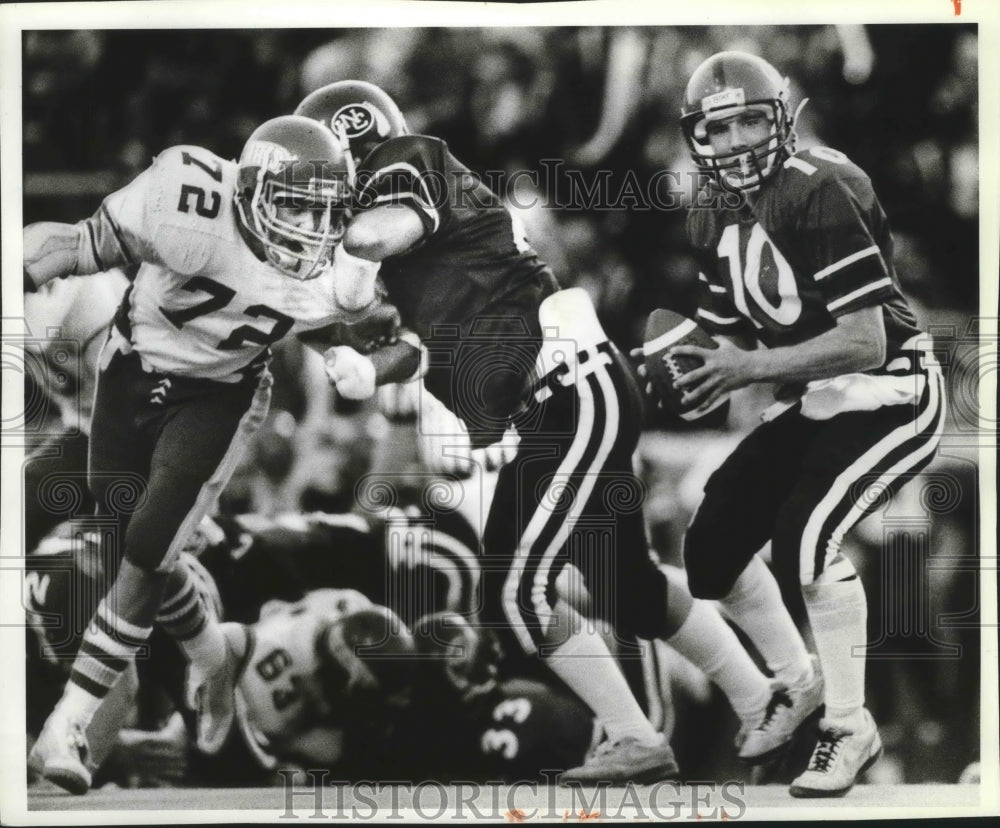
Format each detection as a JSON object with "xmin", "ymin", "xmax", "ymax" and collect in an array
[
  {"xmin": 417, "ymin": 390, "xmax": 474, "ymax": 477},
  {"xmin": 377, "ymin": 381, "xmax": 420, "ymax": 423},
  {"xmin": 324, "ymin": 346, "xmax": 377, "ymax": 400}
]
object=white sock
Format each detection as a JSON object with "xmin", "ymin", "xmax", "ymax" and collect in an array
[
  {"xmin": 803, "ymin": 574, "xmax": 868, "ymax": 728},
  {"xmin": 180, "ymin": 617, "xmax": 226, "ymax": 672},
  {"xmin": 667, "ymin": 599, "xmax": 772, "ymax": 725},
  {"xmin": 59, "ymin": 682, "xmax": 106, "ymax": 729},
  {"xmin": 720, "ymin": 555, "xmax": 814, "ymax": 684},
  {"xmin": 547, "ymin": 629, "xmax": 660, "ymax": 745}
]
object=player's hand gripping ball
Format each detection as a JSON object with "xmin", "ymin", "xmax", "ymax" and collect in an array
[{"xmin": 642, "ymin": 309, "xmax": 730, "ymax": 422}]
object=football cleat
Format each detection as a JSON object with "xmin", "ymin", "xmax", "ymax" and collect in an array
[
  {"xmin": 738, "ymin": 657, "xmax": 824, "ymax": 763},
  {"xmin": 184, "ymin": 622, "xmax": 249, "ymax": 755},
  {"xmin": 789, "ymin": 708, "xmax": 883, "ymax": 798},
  {"xmin": 28, "ymin": 708, "xmax": 93, "ymax": 795},
  {"xmin": 559, "ymin": 734, "xmax": 679, "ymax": 785}
]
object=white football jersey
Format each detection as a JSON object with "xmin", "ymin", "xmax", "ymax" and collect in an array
[
  {"xmin": 236, "ymin": 588, "xmax": 373, "ymax": 740},
  {"xmin": 88, "ymin": 145, "xmax": 369, "ymax": 381}
]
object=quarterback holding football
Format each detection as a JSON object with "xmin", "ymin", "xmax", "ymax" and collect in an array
[{"xmin": 651, "ymin": 51, "xmax": 946, "ymax": 798}]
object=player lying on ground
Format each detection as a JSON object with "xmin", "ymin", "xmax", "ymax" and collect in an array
[{"xmin": 25, "ymin": 513, "xmax": 596, "ymax": 785}]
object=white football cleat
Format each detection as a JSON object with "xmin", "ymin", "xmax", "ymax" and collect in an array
[
  {"xmin": 559, "ymin": 734, "xmax": 679, "ymax": 785},
  {"xmin": 28, "ymin": 708, "xmax": 93, "ymax": 795},
  {"xmin": 789, "ymin": 708, "xmax": 883, "ymax": 798},
  {"xmin": 738, "ymin": 657, "xmax": 824, "ymax": 763}
]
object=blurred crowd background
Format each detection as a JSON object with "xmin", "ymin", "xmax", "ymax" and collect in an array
[{"xmin": 22, "ymin": 24, "xmax": 982, "ymax": 785}]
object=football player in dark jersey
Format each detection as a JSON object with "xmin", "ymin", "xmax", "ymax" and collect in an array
[
  {"xmin": 662, "ymin": 51, "xmax": 946, "ymax": 797},
  {"xmin": 295, "ymin": 81, "xmax": 821, "ymax": 784}
]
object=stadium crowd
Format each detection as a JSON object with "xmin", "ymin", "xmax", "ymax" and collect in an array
[{"xmin": 21, "ymin": 24, "xmax": 981, "ymax": 790}]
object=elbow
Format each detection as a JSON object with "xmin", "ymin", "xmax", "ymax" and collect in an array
[
  {"xmin": 343, "ymin": 224, "xmax": 392, "ymax": 263},
  {"xmin": 855, "ymin": 326, "xmax": 886, "ymax": 371},
  {"xmin": 839, "ymin": 307, "xmax": 886, "ymax": 372}
]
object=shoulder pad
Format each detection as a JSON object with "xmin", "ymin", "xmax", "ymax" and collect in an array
[
  {"xmin": 359, "ymin": 134, "xmax": 447, "ymax": 174},
  {"xmin": 784, "ymin": 146, "xmax": 870, "ymax": 186},
  {"xmin": 146, "ymin": 146, "xmax": 239, "ymax": 274}
]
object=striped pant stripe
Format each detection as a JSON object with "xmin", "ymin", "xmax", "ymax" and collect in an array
[
  {"xmin": 801, "ymin": 365, "xmax": 946, "ymax": 584},
  {"xmin": 502, "ymin": 363, "xmax": 620, "ymax": 653},
  {"xmin": 155, "ymin": 379, "xmax": 270, "ymax": 574}
]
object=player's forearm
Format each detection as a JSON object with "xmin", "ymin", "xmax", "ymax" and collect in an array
[
  {"xmin": 23, "ymin": 221, "xmax": 102, "ymax": 291},
  {"xmin": 343, "ymin": 204, "xmax": 426, "ymax": 261},
  {"xmin": 747, "ymin": 306, "xmax": 886, "ymax": 384},
  {"xmin": 370, "ymin": 338, "xmax": 422, "ymax": 385},
  {"xmin": 331, "ymin": 244, "xmax": 381, "ymax": 311}
]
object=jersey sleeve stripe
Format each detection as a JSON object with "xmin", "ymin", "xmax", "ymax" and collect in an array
[
  {"xmin": 359, "ymin": 162, "xmax": 441, "ymax": 233},
  {"xmin": 826, "ymin": 277, "xmax": 893, "ymax": 312},
  {"xmin": 708, "ymin": 284, "xmax": 727, "ymax": 294},
  {"xmin": 813, "ymin": 245, "xmax": 880, "ymax": 281},
  {"xmin": 100, "ymin": 204, "xmax": 137, "ymax": 265},
  {"xmin": 85, "ymin": 221, "xmax": 106, "ymax": 272},
  {"xmin": 697, "ymin": 308, "xmax": 742, "ymax": 326}
]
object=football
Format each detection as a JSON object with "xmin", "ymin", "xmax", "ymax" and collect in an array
[{"xmin": 642, "ymin": 309, "xmax": 730, "ymax": 422}]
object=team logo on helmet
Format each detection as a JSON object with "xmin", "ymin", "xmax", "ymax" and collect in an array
[
  {"xmin": 331, "ymin": 103, "xmax": 388, "ymax": 140},
  {"xmin": 241, "ymin": 140, "xmax": 294, "ymax": 172}
]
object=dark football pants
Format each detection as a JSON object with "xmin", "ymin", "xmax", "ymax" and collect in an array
[
  {"xmin": 481, "ymin": 343, "xmax": 673, "ymax": 660},
  {"xmin": 88, "ymin": 341, "xmax": 270, "ymax": 575},
  {"xmin": 684, "ymin": 353, "xmax": 947, "ymax": 598}
]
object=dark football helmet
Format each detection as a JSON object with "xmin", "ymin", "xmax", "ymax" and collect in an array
[
  {"xmin": 317, "ymin": 605, "xmax": 417, "ymax": 720},
  {"xmin": 411, "ymin": 611, "xmax": 499, "ymax": 702},
  {"xmin": 680, "ymin": 51, "xmax": 796, "ymax": 192},
  {"xmin": 235, "ymin": 114, "xmax": 351, "ymax": 280},
  {"xmin": 295, "ymin": 80, "xmax": 409, "ymax": 168}
]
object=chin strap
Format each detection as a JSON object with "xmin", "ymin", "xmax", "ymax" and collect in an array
[{"xmin": 789, "ymin": 97, "xmax": 811, "ymax": 151}]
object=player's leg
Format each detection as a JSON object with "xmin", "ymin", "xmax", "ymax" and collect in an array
[
  {"xmin": 28, "ymin": 342, "xmax": 152, "ymax": 793},
  {"xmin": 591, "ymin": 357, "xmax": 778, "ymax": 762},
  {"xmin": 517, "ymin": 330, "xmax": 685, "ymax": 782},
  {"xmin": 682, "ymin": 408, "xmax": 824, "ymax": 760},
  {"xmin": 30, "ymin": 352, "xmax": 268, "ymax": 792},
  {"xmin": 143, "ymin": 377, "xmax": 269, "ymax": 754},
  {"xmin": 483, "ymin": 360, "xmax": 674, "ymax": 782},
  {"xmin": 775, "ymin": 365, "xmax": 946, "ymax": 797}
]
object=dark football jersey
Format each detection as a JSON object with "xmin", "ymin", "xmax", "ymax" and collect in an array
[
  {"xmin": 355, "ymin": 135, "xmax": 560, "ymax": 442},
  {"xmin": 688, "ymin": 146, "xmax": 921, "ymax": 357},
  {"xmin": 388, "ymin": 676, "xmax": 596, "ymax": 782},
  {"xmin": 202, "ymin": 506, "xmax": 480, "ymax": 628}
]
